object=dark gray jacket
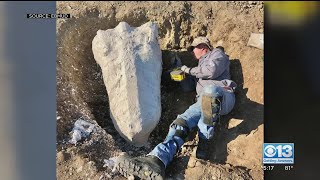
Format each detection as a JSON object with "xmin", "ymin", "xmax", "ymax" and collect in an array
[{"xmin": 189, "ymin": 48, "xmax": 237, "ymax": 95}]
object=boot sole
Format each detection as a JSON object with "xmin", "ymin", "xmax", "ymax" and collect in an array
[
  {"xmin": 116, "ymin": 156, "xmax": 164, "ymax": 180},
  {"xmin": 201, "ymin": 95, "xmax": 213, "ymax": 125}
]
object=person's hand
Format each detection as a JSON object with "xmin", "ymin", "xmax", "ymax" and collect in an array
[{"xmin": 181, "ymin": 65, "xmax": 190, "ymax": 73}]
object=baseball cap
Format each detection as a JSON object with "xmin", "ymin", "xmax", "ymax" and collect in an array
[{"xmin": 187, "ymin": 36, "xmax": 212, "ymax": 52}]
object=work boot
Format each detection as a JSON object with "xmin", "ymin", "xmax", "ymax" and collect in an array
[
  {"xmin": 116, "ymin": 155, "xmax": 165, "ymax": 180},
  {"xmin": 196, "ymin": 138, "xmax": 210, "ymax": 160}
]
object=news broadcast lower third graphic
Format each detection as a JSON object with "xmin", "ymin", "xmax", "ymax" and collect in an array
[{"xmin": 263, "ymin": 143, "xmax": 294, "ymax": 164}]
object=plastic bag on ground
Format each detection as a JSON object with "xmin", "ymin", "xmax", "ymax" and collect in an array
[{"xmin": 69, "ymin": 118, "xmax": 95, "ymax": 144}]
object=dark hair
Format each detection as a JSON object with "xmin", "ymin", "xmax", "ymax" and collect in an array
[{"xmin": 216, "ymin": 46, "xmax": 225, "ymax": 52}]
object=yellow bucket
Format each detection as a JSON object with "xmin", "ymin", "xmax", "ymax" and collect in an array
[{"xmin": 170, "ymin": 69, "xmax": 185, "ymax": 81}]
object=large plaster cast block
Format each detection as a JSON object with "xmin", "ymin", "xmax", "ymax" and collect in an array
[{"xmin": 92, "ymin": 22, "xmax": 162, "ymax": 146}]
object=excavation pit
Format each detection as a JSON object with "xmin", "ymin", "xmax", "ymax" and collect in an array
[{"xmin": 56, "ymin": 2, "xmax": 264, "ymax": 179}]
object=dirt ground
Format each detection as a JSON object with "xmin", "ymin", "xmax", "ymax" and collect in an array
[{"xmin": 56, "ymin": 1, "xmax": 264, "ymax": 180}]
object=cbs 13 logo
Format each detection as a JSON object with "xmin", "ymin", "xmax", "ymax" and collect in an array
[{"xmin": 264, "ymin": 143, "xmax": 294, "ymax": 158}]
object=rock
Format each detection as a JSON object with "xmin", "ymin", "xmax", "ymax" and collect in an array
[
  {"xmin": 99, "ymin": 175, "xmax": 104, "ymax": 180},
  {"xmin": 128, "ymin": 175, "xmax": 135, "ymax": 180},
  {"xmin": 76, "ymin": 166, "xmax": 83, "ymax": 173},
  {"xmin": 56, "ymin": 151, "xmax": 71, "ymax": 163},
  {"xmin": 105, "ymin": 173, "xmax": 112, "ymax": 179},
  {"xmin": 259, "ymin": 29, "xmax": 263, "ymax": 33},
  {"xmin": 228, "ymin": 119, "xmax": 243, "ymax": 129},
  {"xmin": 258, "ymin": 4, "xmax": 263, "ymax": 9},
  {"xmin": 187, "ymin": 157, "xmax": 197, "ymax": 168},
  {"xmin": 247, "ymin": 33, "xmax": 263, "ymax": 50},
  {"xmin": 56, "ymin": 152, "xmax": 64, "ymax": 163},
  {"xmin": 92, "ymin": 21, "xmax": 162, "ymax": 146},
  {"xmin": 180, "ymin": 146, "xmax": 188, "ymax": 155},
  {"xmin": 88, "ymin": 161, "xmax": 97, "ymax": 171},
  {"xmin": 217, "ymin": 40, "xmax": 224, "ymax": 47},
  {"xmin": 230, "ymin": 31, "xmax": 241, "ymax": 42},
  {"xmin": 195, "ymin": 161, "xmax": 202, "ymax": 167}
]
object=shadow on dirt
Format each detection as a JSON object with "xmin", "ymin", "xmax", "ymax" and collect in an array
[
  {"xmin": 208, "ymin": 58, "xmax": 264, "ymax": 164},
  {"xmin": 150, "ymin": 49, "xmax": 196, "ymax": 179},
  {"xmin": 148, "ymin": 50, "xmax": 197, "ymax": 144}
]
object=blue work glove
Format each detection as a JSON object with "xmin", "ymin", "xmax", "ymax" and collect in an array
[{"xmin": 181, "ymin": 65, "xmax": 191, "ymax": 74}]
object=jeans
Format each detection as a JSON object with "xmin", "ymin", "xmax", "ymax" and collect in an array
[{"xmin": 148, "ymin": 84, "xmax": 236, "ymax": 167}]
